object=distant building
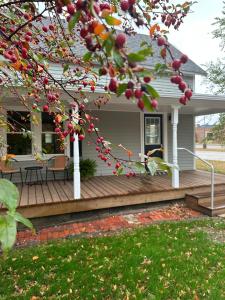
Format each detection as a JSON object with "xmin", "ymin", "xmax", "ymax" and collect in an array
[{"xmin": 195, "ymin": 124, "xmax": 214, "ymax": 143}]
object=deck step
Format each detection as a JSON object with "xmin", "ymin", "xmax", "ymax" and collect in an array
[{"xmin": 185, "ymin": 190, "xmax": 225, "ymax": 217}]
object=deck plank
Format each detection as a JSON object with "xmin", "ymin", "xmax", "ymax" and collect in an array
[
  {"xmin": 46, "ymin": 181, "xmax": 61, "ymax": 203},
  {"xmin": 19, "ymin": 184, "xmax": 29, "ymax": 206},
  {"xmin": 41, "ymin": 183, "xmax": 53, "ymax": 204},
  {"xmin": 52, "ymin": 180, "xmax": 69, "ymax": 202},
  {"xmin": 81, "ymin": 180, "xmax": 101, "ymax": 198},
  {"xmin": 28, "ymin": 185, "xmax": 37, "ymax": 205},
  {"xmin": 35, "ymin": 184, "xmax": 45, "ymax": 205},
  {"xmin": 58, "ymin": 181, "xmax": 74, "ymax": 200},
  {"xmin": 90, "ymin": 177, "xmax": 118, "ymax": 197}
]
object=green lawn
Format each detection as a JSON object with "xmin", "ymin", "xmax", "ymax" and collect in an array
[
  {"xmin": 196, "ymin": 159, "xmax": 225, "ymax": 175},
  {"xmin": 1, "ymin": 219, "xmax": 225, "ymax": 299}
]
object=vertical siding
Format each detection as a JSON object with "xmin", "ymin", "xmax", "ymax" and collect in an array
[
  {"xmin": 167, "ymin": 114, "xmax": 194, "ymax": 170},
  {"xmin": 82, "ymin": 111, "xmax": 141, "ymax": 175}
]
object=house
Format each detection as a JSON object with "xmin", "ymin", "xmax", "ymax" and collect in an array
[
  {"xmin": 1, "ymin": 32, "xmax": 225, "ymax": 217},
  {"xmin": 195, "ymin": 124, "xmax": 214, "ymax": 143}
]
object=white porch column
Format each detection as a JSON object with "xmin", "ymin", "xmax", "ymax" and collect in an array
[
  {"xmin": 171, "ymin": 105, "xmax": 180, "ymax": 188},
  {"xmin": 72, "ymin": 105, "xmax": 81, "ymax": 199}
]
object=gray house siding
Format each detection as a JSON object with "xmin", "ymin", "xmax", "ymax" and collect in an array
[
  {"xmin": 82, "ymin": 111, "xmax": 141, "ymax": 176},
  {"xmin": 49, "ymin": 63, "xmax": 195, "ymax": 94},
  {"xmin": 167, "ymin": 114, "xmax": 194, "ymax": 170},
  {"xmin": 82, "ymin": 111, "xmax": 195, "ymax": 175}
]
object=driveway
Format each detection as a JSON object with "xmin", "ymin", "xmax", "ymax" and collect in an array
[{"xmin": 196, "ymin": 150, "xmax": 225, "ymax": 161}]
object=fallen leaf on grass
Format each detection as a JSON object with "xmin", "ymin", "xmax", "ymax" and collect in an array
[{"xmin": 32, "ymin": 256, "xmax": 39, "ymax": 261}]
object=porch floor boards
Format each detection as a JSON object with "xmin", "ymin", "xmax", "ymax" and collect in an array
[{"xmin": 1, "ymin": 170, "xmax": 225, "ymax": 218}]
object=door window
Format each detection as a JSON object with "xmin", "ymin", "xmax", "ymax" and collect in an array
[{"xmin": 145, "ymin": 117, "xmax": 161, "ymax": 145}]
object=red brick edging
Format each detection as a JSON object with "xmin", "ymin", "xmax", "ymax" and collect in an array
[{"xmin": 16, "ymin": 206, "xmax": 202, "ymax": 247}]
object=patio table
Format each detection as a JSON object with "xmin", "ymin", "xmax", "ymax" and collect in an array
[{"xmin": 24, "ymin": 166, "xmax": 43, "ymax": 185}]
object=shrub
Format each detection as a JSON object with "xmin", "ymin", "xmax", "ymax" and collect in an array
[{"xmin": 69, "ymin": 159, "xmax": 97, "ymax": 181}]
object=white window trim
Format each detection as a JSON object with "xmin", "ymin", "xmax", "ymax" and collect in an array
[{"xmin": 2, "ymin": 109, "xmax": 68, "ymax": 161}]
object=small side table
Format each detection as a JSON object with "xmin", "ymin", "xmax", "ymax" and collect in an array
[{"xmin": 24, "ymin": 166, "xmax": 43, "ymax": 185}]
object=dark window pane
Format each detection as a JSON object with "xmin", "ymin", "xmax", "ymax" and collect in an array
[
  {"xmin": 7, "ymin": 111, "xmax": 31, "ymax": 132},
  {"xmin": 42, "ymin": 112, "xmax": 55, "ymax": 132},
  {"xmin": 7, "ymin": 134, "xmax": 32, "ymax": 155},
  {"xmin": 42, "ymin": 133, "xmax": 64, "ymax": 154}
]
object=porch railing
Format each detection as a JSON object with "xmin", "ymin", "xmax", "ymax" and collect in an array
[{"xmin": 177, "ymin": 147, "xmax": 215, "ymax": 209}]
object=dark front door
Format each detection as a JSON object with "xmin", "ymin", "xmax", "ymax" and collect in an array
[{"xmin": 144, "ymin": 114, "xmax": 163, "ymax": 158}]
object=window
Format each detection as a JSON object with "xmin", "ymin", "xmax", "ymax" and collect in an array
[
  {"xmin": 7, "ymin": 111, "xmax": 32, "ymax": 155},
  {"xmin": 145, "ymin": 117, "xmax": 161, "ymax": 145},
  {"xmin": 42, "ymin": 112, "xmax": 64, "ymax": 154}
]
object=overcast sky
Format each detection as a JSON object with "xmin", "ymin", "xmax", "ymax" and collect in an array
[{"xmin": 168, "ymin": 0, "xmax": 224, "ymax": 94}]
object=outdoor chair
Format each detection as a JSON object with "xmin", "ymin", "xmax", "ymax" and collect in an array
[
  {"xmin": 0, "ymin": 158, "xmax": 23, "ymax": 184},
  {"xmin": 46, "ymin": 155, "xmax": 69, "ymax": 184}
]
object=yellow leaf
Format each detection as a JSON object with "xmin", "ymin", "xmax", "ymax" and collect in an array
[
  {"xmin": 149, "ymin": 23, "xmax": 160, "ymax": 37},
  {"xmin": 94, "ymin": 23, "xmax": 105, "ymax": 35},
  {"xmin": 99, "ymin": 32, "xmax": 109, "ymax": 40},
  {"xmin": 32, "ymin": 256, "xmax": 39, "ymax": 261},
  {"xmin": 11, "ymin": 61, "xmax": 22, "ymax": 71}
]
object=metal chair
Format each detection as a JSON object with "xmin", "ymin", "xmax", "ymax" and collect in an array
[
  {"xmin": 46, "ymin": 155, "xmax": 69, "ymax": 184},
  {"xmin": 0, "ymin": 158, "xmax": 23, "ymax": 184}
]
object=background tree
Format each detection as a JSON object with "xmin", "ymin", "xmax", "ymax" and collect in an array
[
  {"xmin": 209, "ymin": 113, "xmax": 225, "ymax": 145},
  {"xmin": 206, "ymin": 1, "xmax": 225, "ymax": 94}
]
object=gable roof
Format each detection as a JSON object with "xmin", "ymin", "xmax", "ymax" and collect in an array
[
  {"xmin": 126, "ymin": 33, "xmax": 206, "ymax": 76},
  {"xmin": 34, "ymin": 18, "xmax": 207, "ymax": 76}
]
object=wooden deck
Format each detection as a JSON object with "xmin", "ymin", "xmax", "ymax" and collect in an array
[{"xmin": 1, "ymin": 170, "xmax": 225, "ymax": 218}]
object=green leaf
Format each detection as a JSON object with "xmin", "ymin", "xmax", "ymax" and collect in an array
[
  {"xmin": 117, "ymin": 83, "xmax": 127, "ymax": 96},
  {"xmin": 145, "ymin": 84, "xmax": 160, "ymax": 99},
  {"xmin": 158, "ymin": 162, "xmax": 172, "ymax": 176},
  {"xmin": 128, "ymin": 47, "xmax": 153, "ymax": 62},
  {"xmin": 103, "ymin": 38, "xmax": 113, "ymax": 55},
  {"xmin": 83, "ymin": 52, "xmax": 92, "ymax": 62},
  {"xmin": 154, "ymin": 63, "xmax": 168, "ymax": 75},
  {"xmin": 113, "ymin": 50, "xmax": 124, "ymax": 68},
  {"xmin": 0, "ymin": 215, "xmax": 17, "ymax": 253},
  {"xmin": 128, "ymin": 52, "xmax": 146, "ymax": 62},
  {"xmin": 117, "ymin": 166, "xmax": 124, "ymax": 176},
  {"xmin": 0, "ymin": 179, "xmax": 19, "ymax": 211},
  {"xmin": 135, "ymin": 162, "xmax": 146, "ymax": 174},
  {"xmin": 63, "ymin": 64, "xmax": 69, "ymax": 73},
  {"xmin": 147, "ymin": 160, "xmax": 158, "ymax": 176},
  {"xmin": 138, "ymin": 47, "xmax": 153, "ymax": 57},
  {"xmin": 68, "ymin": 11, "xmax": 81, "ymax": 32},
  {"xmin": 142, "ymin": 94, "xmax": 154, "ymax": 112},
  {"xmin": 136, "ymin": 69, "xmax": 153, "ymax": 78},
  {"xmin": 105, "ymin": 15, "xmax": 121, "ymax": 26},
  {"xmin": 14, "ymin": 212, "xmax": 34, "ymax": 231},
  {"xmin": 140, "ymin": 41, "xmax": 149, "ymax": 48}
]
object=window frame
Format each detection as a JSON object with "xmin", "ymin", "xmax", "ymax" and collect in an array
[
  {"xmin": 6, "ymin": 110, "xmax": 32, "ymax": 157},
  {"xmin": 144, "ymin": 116, "xmax": 162, "ymax": 146},
  {"xmin": 41, "ymin": 112, "xmax": 65, "ymax": 156}
]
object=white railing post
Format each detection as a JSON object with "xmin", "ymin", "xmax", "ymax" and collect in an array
[
  {"xmin": 72, "ymin": 105, "xmax": 81, "ymax": 199},
  {"xmin": 171, "ymin": 105, "xmax": 180, "ymax": 188}
]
